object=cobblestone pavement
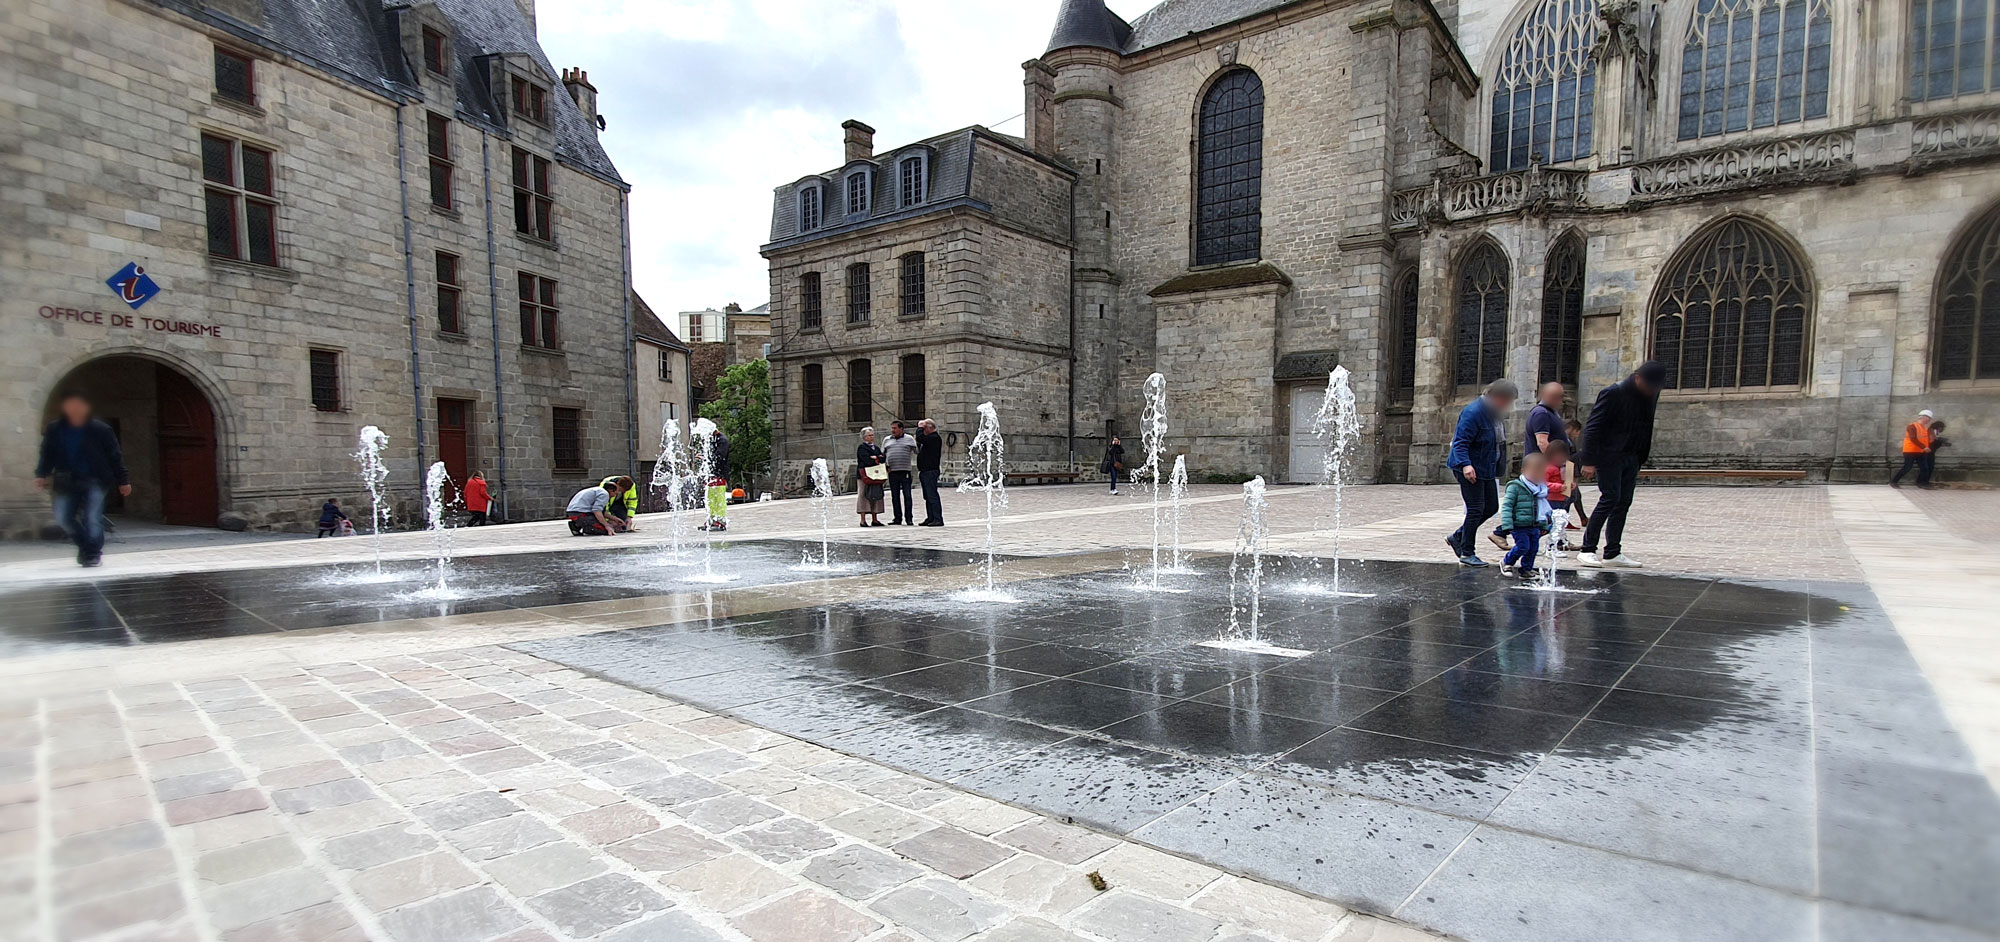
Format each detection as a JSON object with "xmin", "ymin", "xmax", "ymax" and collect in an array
[{"xmin": 1, "ymin": 633, "xmax": 1438, "ymax": 942}]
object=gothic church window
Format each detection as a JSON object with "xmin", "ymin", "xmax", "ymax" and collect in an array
[
  {"xmin": 1651, "ymin": 217, "xmax": 1812, "ymax": 390},
  {"xmin": 1394, "ymin": 271, "xmax": 1419, "ymax": 397},
  {"xmin": 1911, "ymin": 0, "xmax": 2000, "ymax": 100},
  {"xmin": 1679, "ymin": 0, "xmax": 1832, "ymax": 140},
  {"xmin": 1935, "ymin": 201, "xmax": 2000, "ymax": 382},
  {"xmin": 1490, "ymin": 0, "xmax": 1598, "ymax": 171},
  {"xmin": 1456, "ymin": 243, "xmax": 1510, "ymax": 387},
  {"xmin": 1540, "ymin": 233, "xmax": 1587, "ymax": 389},
  {"xmin": 1194, "ymin": 69, "xmax": 1264, "ymax": 266}
]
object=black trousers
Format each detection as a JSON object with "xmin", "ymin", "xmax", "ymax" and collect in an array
[
  {"xmin": 1581, "ymin": 457, "xmax": 1641, "ymax": 558},
  {"xmin": 466, "ymin": 510, "xmax": 488, "ymax": 526},
  {"xmin": 567, "ymin": 513, "xmax": 609, "ymax": 536},
  {"xmin": 1448, "ymin": 470, "xmax": 1499, "ymax": 557},
  {"xmin": 919, "ymin": 469, "xmax": 943, "ymax": 523},
  {"xmin": 888, "ymin": 470, "xmax": 914, "ymax": 523},
  {"xmin": 1891, "ymin": 453, "xmax": 1934, "ymax": 487}
]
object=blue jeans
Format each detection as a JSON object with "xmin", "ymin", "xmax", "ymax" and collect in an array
[
  {"xmin": 1504, "ymin": 528, "xmax": 1542, "ymax": 569},
  {"xmin": 53, "ymin": 483, "xmax": 108, "ymax": 561}
]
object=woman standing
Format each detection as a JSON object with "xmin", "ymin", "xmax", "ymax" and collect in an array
[
  {"xmin": 1102, "ymin": 436, "xmax": 1126, "ymax": 496},
  {"xmin": 463, "ymin": 471, "xmax": 491, "ymax": 526},
  {"xmin": 855, "ymin": 427, "xmax": 888, "ymax": 528}
]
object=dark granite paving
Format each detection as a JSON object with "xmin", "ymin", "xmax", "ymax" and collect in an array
[
  {"xmin": 518, "ymin": 553, "xmax": 2000, "ymax": 942},
  {"xmin": 0, "ymin": 541, "xmax": 978, "ymax": 654}
]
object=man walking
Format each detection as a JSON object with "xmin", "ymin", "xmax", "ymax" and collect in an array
[
  {"xmin": 915, "ymin": 418, "xmax": 944, "ymax": 526},
  {"xmin": 34, "ymin": 390, "xmax": 131, "ymax": 567},
  {"xmin": 1447, "ymin": 379, "xmax": 1517, "ymax": 567},
  {"xmin": 1890, "ymin": 409, "xmax": 1938, "ymax": 489},
  {"xmin": 1576, "ymin": 361, "xmax": 1665, "ymax": 569},
  {"xmin": 882, "ymin": 420, "xmax": 918, "ymax": 526}
]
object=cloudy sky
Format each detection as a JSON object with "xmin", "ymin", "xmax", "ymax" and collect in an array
[{"xmin": 537, "ymin": 0, "xmax": 1153, "ymax": 320}]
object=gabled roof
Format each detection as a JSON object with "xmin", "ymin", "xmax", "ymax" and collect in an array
[
  {"xmin": 1046, "ymin": 0, "xmax": 1133, "ymax": 53},
  {"xmin": 153, "ymin": 0, "xmax": 622, "ymax": 186},
  {"xmin": 630, "ymin": 292, "xmax": 687, "ymax": 350}
]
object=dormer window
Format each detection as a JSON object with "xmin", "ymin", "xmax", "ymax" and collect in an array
[
  {"xmin": 511, "ymin": 76, "xmax": 548, "ymax": 124},
  {"xmin": 899, "ymin": 156, "xmax": 927, "ymax": 207},
  {"xmin": 214, "ymin": 46, "xmax": 255, "ymax": 106},
  {"xmin": 422, "ymin": 28, "xmax": 448, "ymax": 77},
  {"xmin": 845, "ymin": 170, "xmax": 871, "ymax": 216},
  {"xmin": 798, "ymin": 185, "xmax": 822, "ymax": 232}
]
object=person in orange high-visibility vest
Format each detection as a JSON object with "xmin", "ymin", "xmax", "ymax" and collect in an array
[{"xmin": 1890, "ymin": 409, "xmax": 1937, "ymax": 490}]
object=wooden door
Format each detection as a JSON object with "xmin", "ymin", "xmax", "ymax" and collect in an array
[
  {"xmin": 156, "ymin": 369, "xmax": 218, "ymax": 526},
  {"xmin": 436, "ymin": 398, "xmax": 471, "ymax": 499}
]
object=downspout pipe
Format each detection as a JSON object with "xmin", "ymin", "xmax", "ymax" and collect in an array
[
  {"xmin": 620, "ymin": 191, "xmax": 637, "ymax": 473},
  {"xmin": 481, "ymin": 132, "xmax": 511, "ymax": 520},
  {"xmin": 395, "ymin": 104, "xmax": 430, "ymax": 490},
  {"xmin": 1066, "ymin": 176, "xmax": 1078, "ymax": 465}
]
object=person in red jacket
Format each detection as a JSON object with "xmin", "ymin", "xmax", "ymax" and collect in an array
[{"xmin": 463, "ymin": 471, "xmax": 491, "ymax": 525}]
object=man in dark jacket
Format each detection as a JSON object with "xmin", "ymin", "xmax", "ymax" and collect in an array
[
  {"xmin": 34, "ymin": 391, "xmax": 132, "ymax": 567},
  {"xmin": 1575, "ymin": 361, "xmax": 1665, "ymax": 568},
  {"xmin": 915, "ymin": 418, "xmax": 945, "ymax": 526},
  {"xmin": 1446, "ymin": 379, "xmax": 1518, "ymax": 567}
]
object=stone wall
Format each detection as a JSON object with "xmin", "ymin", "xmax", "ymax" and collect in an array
[{"xmin": 0, "ymin": 0, "xmax": 635, "ymax": 535}]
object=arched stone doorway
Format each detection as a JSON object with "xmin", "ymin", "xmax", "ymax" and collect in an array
[{"xmin": 45, "ymin": 356, "xmax": 220, "ymax": 527}]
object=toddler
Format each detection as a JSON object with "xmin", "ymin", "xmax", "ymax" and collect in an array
[{"xmin": 1499, "ymin": 452, "xmax": 1554, "ymax": 576}]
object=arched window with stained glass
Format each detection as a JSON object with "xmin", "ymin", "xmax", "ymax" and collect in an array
[
  {"xmin": 1678, "ymin": 0, "xmax": 1832, "ymax": 140},
  {"xmin": 1540, "ymin": 233, "xmax": 1587, "ymax": 389},
  {"xmin": 1455, "ymin": 242, "xmax": 1511, "ymax": 387},
  {"xmin": 1911, "ymin": 0, "xmax": 2000, "ymax": 101},
  {"xmin": 1651, "ymin": 217, "xmax": 1813, "ymax": 390},
  {"xmin": 1490, "ymin": 0, "xmax": 1599, "ymax": 172},
  {"xmin": 1394, "ymin": 270, "xmax": 1420, "ymax": 397},
  {"xmin": 1194, "ymin": 69, "xmax": 1265, "ymax": 266},
  {"xmin": 1934, "ymin": 201, "xmax": 2000, "ymax": 383}
]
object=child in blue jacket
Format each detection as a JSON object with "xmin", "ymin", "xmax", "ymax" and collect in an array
[{"xmin": 1499, "ymin": 452, "xmax": 1553, "ymax": 577}]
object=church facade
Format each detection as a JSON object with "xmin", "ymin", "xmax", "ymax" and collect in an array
[{"xmin": 765, "ymin": 0, "xmax": 2000, "ymax": 486}]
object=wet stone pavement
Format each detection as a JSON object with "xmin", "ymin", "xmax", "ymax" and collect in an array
[
  {"xmin": 0, "ymin": 542, "xmax": 977, "ymax": 654},
  {"xmin": 517, "ymin": 556, "xmax": 2000, "ymax": 942}
]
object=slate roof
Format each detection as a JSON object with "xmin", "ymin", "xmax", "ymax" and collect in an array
[
  {"xmin": 631, "ymin": 292, "xmax": 686, "ymax": 350},
  {"xmin": 764, "ymin": 127, "xmax": 980, "ymax": 245},
  {"xmin": 1045, "ymin": 0, "xmax": 1308, "ymax": 55},
  {"xmin": 1046, "ymin": 0, "xmax": 1133, "ymax": 53},
  {"xmin": 148, "ymin": 0, "xmax": 621, "ymax": 186}
]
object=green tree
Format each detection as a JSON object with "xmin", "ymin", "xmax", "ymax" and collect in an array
[{"xmin": 699, "ymin": 358, "xmax": 772, "ymax": 490}]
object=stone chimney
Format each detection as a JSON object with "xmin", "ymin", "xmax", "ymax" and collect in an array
[
  {"xmin": 1023, "ymin": 60, "xmax": 1057, "ymax": 155},
  {"xmin": 515, "ymin": 0, "xmax": 536, "ymax": 33},
  {"xmin": 842, "ymin": 120, "xmax": 876, "ymax": 163},
  {"xmin": 724, "ymin": 302, "xmax": 743, "ymax": 314},
  {"xmin": 562, "ymin": 68, "xmax": 598, "ymax": 129}
]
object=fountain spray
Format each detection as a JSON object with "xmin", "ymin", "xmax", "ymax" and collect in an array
[
  {"xmin": 354, "ymin": 426, "xmax": 391, "ymax": 575},
  {"xmin": 1200, "ymin": 476, "xmax": 1309, "ymax": 658},
  {"xmin": 423, "ymin": 461, "xmax": 454, "ymax": 594},
  {"xmin": 688, "ymin": 417, "xmax": 729, "ymax": 583},
  {"xmin": 649, "ymin": 418, "xmax": 693, "ymax": 564},
  {"xmin": 1310, "ymin": 366, "xmax": 1373, "ymax": 597},
  {"xmin": 957, "ymin": 402, "xmax": 1010, "ymax": 600},
  {"xmin": 1167, "ymin": 455, "xmax": 1189, "ymax": 573},
  {"xmin": 805, "ymin": 457, "xmax": 834, "ymax": 570},
  {"xmin": 1139, "ymin": 372, "xmax": 1169, "ymax": 588}
]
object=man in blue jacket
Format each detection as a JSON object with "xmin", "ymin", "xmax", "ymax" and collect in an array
[
  {"xmin": 1446, "ymin": 379, "xmax": 1518, "ymax": 567},
  {"xmin": 34, "ymin": 391, "xmax": 132, "ymax": 567}
]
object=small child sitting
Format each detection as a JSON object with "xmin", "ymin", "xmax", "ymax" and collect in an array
[
  {"xmin": 316, "ymin": 497, "xmax": 348, "ymax": 538},
  {"xmin": 1499, "ymin": 452, "xmax": 1554, "ymax": 577}
]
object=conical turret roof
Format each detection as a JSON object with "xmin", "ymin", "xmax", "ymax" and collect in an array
[{"xmin": 1046, "ymin": 0, "xmax": 1132, "ymax": 54}]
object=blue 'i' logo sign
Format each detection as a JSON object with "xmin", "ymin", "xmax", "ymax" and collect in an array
[{"xmin": 106, "ymin": 262, "xmax": 161, "ymax": 310}]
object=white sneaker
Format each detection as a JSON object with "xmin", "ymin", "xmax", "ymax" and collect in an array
[
  {"xmin": 1605, "ymin": 555, "xmax": 1645, "ymax": 569},
  {"xmin": 1576, "ymin": 552, "xmax": 1604, "ymax": 568}
]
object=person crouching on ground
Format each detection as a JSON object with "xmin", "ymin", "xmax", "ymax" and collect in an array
[
  {"xmin": 600, "ymin": 474, "xmax": 638, "ymax": 532},
  {"xmin": 463, "ymin": 471, "xmax": 491, "ymax": 526},
  {"xmin": 565, "ymin": 479, "xmax": 623, "ymax": 536},
  {"xmin": 1500, "ymin": 452, "xmax": 1554, "ymax": 578},
  {"xmin": 317, "ymin": 497, "xmax": 348, "ymax": 538}
]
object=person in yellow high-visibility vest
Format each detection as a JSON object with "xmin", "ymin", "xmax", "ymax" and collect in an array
[
  {"xmin": 599, "ymin": 475, "xmax": 638, "ymax": 531},
  {"xmin": 700, "ymin": 427, "xmax": 732, "ymax": 532}
]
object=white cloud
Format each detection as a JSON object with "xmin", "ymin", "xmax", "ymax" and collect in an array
[{"xmin": 535, "ymin": 0, "xmax": 1154, "ymax": 319}]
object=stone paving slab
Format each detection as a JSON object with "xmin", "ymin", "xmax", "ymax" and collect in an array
[{"xmin": 0, "ymin": 644, "xmax": 1437, "ymax": 942}]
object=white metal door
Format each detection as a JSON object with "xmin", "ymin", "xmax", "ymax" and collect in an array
[{"xmin": 1289, "ymin": 385, "xmax": 1327, "ymax": 484}]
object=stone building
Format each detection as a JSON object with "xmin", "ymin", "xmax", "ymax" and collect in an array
[
  {"xmin": 764, "ymin": 0, "xmax": 2000, "ymax": 485},
  {"xmin": 2, "ymin": 0, "xmax": 641, "ymax": 535},
  {"xmin": 680, "ymin": 302, "xmax": 771, "ymax": 407}
]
